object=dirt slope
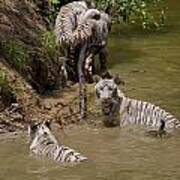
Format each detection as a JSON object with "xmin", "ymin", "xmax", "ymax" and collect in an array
[{"xmin": 0, "ymin": 0, "xmax": 96, "ymax": 133}]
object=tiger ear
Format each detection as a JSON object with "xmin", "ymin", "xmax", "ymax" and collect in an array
[
  {"xmin": 93, "ymin": 75, "xmax": 101, "ymax": 83},
  {"xmin": 114, "ymin": 74, "xmax": 125, "ymax": 85},
  {"xmin": 96, "ymin": 89, "xmax": 100, "ymax": 98},
  {"xmin": 101, "ymin": 71, "xmax": 112, "ymax": 79},
  {"xmin": 44, "ymin": 120, "xmax": 51, "ymax": 129},
  {"xmin": 28, "ymin": 121, "xmax": 39, "ymax": 135}
]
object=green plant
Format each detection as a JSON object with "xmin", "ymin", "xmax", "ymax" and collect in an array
[
  {"xmin": 0, "ymin": 70, "xmax": 7, "ymax": 86},
  {"xmin": 1, "ymin": 40, "xmax": 29, "ymax": 72},
  {"xmin": 95, "ymin": 0, "xmax": 167, "ymax": 29},
  {"xmin": 40, "ymin": 30, "xmax": 60, "ymax": 59},
  {"xmin": 47, "ymin": 0, "xmax": 167, "ymax": 30},
  {"xmin": 49, "ymin": 0, "xmax": 61, "ymax": 24}
]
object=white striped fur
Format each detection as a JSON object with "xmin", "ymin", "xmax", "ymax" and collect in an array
[
  {"xmin": 95, "ymin": 77, "xmax": 180, "ymax": 129},
  {"xmin": 54, "ymin": 1, "xmax": 111, "ymax": 80},
  {"xmin": 28, "ymin": 121, "xmax": 87, "ymax": 163},
  {"xmin": 54, "ymin": 1, "xmax": 100, "ymax": 47}
]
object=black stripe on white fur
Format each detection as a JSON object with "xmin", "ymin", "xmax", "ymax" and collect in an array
[{"xmin": 28, "ymin": 121, "xmax": 87, "ymax": 163}]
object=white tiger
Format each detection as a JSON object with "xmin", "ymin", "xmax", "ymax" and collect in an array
[
  {"xmin": 94, "ymin": 75, "xmax": 180, "ymax": 129},
  {"xmin": 28, "ymin": 121, "xmax": 87, "ymax": 163},
  {"xmin": 54, "ymin": 1, "xmax": 111, "ymax": 82},
  {"xmin": 54, "ymin": 1, "xmax": 101, "ymax": 47}
]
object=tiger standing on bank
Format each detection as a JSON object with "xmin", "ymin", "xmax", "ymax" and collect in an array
[{"xmin": 54, "ymin": 1, "xmax": 111, "ymax": 82}]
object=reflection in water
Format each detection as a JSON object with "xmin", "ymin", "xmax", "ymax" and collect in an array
[
  {"xmin": 0, "ymin": 0, "xmax": 180, "ymax": 179},
  {"xmin": 0, "ymin": 126, "xmax": 180, "ymax": 180}
]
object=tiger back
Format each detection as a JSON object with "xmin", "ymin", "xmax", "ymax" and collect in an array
[
  {"xmin": 28, "ymin": 121, "xmax": 87, "ymax": 163},
  {"xmin": 95, "ymin": 76, "xmax": 180, "ymax": 129}
]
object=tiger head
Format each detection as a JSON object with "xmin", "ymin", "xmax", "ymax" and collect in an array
[
  {"xmin": 28, "ymin": 120, "xmax": 57, "ymax": 143},
  {"xmin": 78, "ymin": 9, "xmax": 101, "ymax": 25},
  {"xmin": 94, "ymin": 73, "xmax": 125, "ymax": 102}
]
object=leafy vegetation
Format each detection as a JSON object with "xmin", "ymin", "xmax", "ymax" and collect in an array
[
  {"xmin": 48, "ymin": 0, "xmax": 167, "ymax": 30},
  {"xmin": 40, "ymin": 30, "xmax": 60, "ymax": 59},
  {"xmin": 95, "ymin": 0, "xmax": 167, "ymax": 29},
  {"xmin": 1, "ymin": 40, "xmax": 30, "ymax": 72},
  {"xmin": 0, "ymin": 70, "xmax": 7, "ymax": 87},
  {"xmin": 48, "ymin": 0, "xmax": 61, "ymax": 24}
]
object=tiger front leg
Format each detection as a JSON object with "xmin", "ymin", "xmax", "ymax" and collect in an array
[
  {"xmin": 102, "ymin": 100, "xmax": 120, "ymax": 127},
  {"xmin": 84, "ymin": 54, "xmax": 94, "ymax": 83}
]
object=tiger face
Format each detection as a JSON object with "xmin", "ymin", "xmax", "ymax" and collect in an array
[
  {"xmin": 94, "ymin": 75, "xmax": 124, "ymax": 102},
  {"xmin": 28, "ymin": 121, "xmax": 55, "ymax": 142},
  {"xmin": 95, "ymin": 79, "xmax": 118, "ymax": 101},
  {"xmin": 78, "ymin": 9, "xmax": 101, "ymax": 24}
]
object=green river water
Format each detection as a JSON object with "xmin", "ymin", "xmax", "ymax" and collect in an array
[{"xmin": 0, "ymin": 0, "xmax": 180, "ymax": 179}]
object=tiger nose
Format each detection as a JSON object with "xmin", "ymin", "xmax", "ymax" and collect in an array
[{"xmin": 101, "ymin": 97, "xmax": 111, "ymax": 103}]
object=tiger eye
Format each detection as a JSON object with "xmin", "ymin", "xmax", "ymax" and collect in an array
[{"xmin": 100, "ymin": 87, "xmax": 104, "ymax": 91}]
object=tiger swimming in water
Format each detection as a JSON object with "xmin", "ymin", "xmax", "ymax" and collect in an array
[
  {"xmin": 94, "ymin": 75, "xmax": 180, "ymax": 130},
  {"xmin": 28, "ymin": 121, "xmax": 87, "ymax": 163}
]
